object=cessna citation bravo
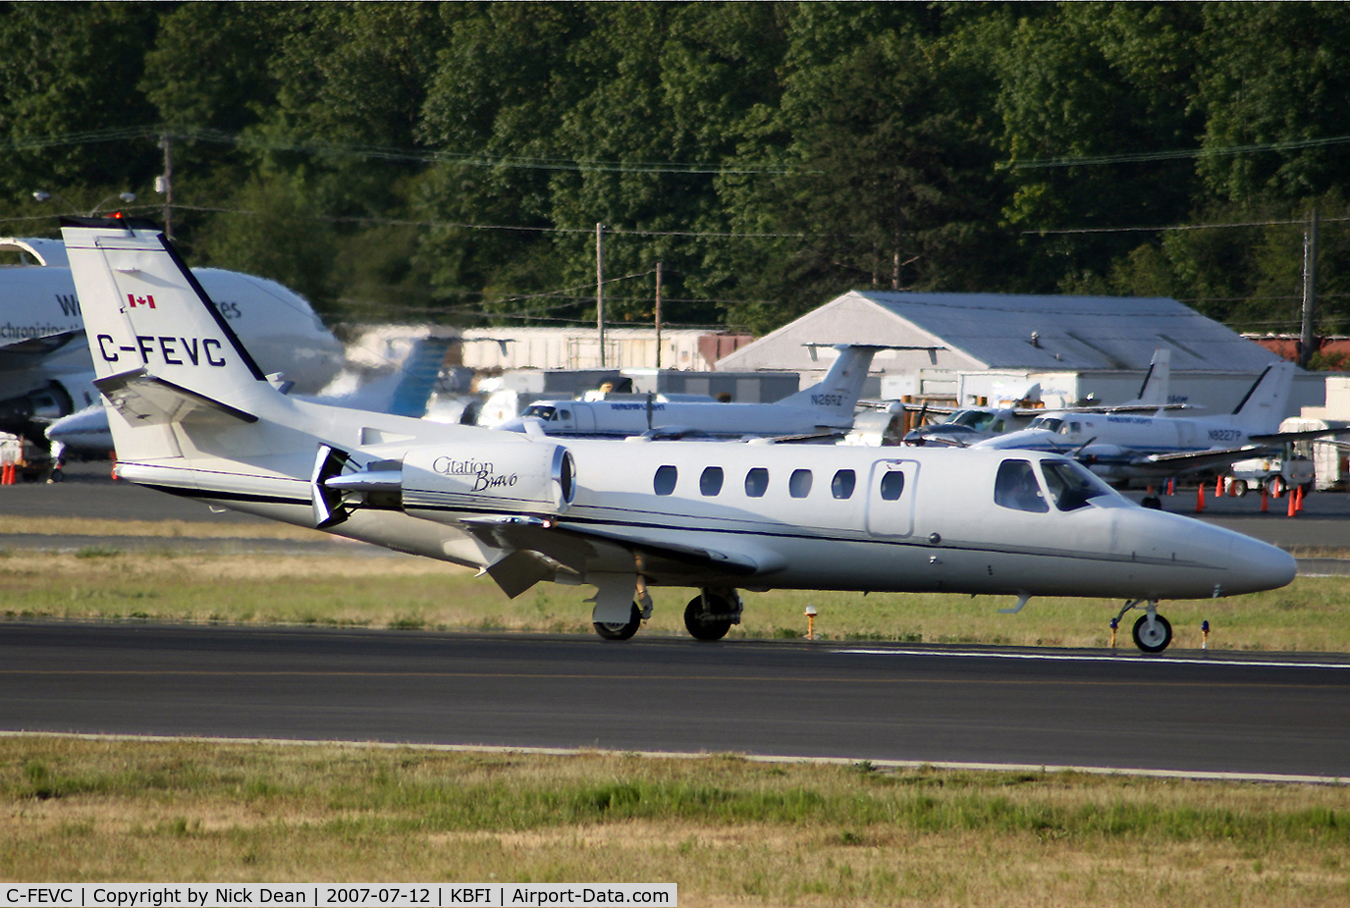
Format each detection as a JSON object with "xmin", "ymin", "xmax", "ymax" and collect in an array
[{"xmin": 62, "ymin": 216, "xmax": 1297, "ymax": 653}]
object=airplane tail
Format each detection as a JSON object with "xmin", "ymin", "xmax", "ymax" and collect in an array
[
  {"xmin": 776, "ymin": 345, "xmax": 882, "ymax": 425},
  {"xmin": 1230, "ymin": 361, "xmax": 1296, "ymax": 434},
  {"xmin": 324, "ymin": 332, "xmax": 454, "ymax": 418},
  {"xmin": 60, "ymin": 215, "xmax": 283, "ymax": 459},
  {"xmin": 1135, "ymin": 348, "xmax": 1171, "ymax": 408}
]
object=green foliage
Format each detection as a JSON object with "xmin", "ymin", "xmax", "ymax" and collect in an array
[{"xmin": 6, "ymin": 2, "xmax": 1350, "ymax": 335}]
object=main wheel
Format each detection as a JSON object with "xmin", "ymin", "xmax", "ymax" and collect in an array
[
  {"xmin": 684, "ymin": 594, "xmax": 733, "ymax": 641},
  {"xmin": 1230, "ymin": 479, "xmax": 1248, "ymax": 498},
  {"xmin": 1132, "ymin": 613, "xmax": 1173, "ymax": 654},
  {"xmin": 593, "ymin": 602, "xmax": 641, "ymax": 641}
]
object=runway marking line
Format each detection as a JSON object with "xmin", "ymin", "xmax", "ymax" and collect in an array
[
  {"xmin": 0, "ymin": 668, "xmax": 1342, "ymax": 691},
  {"xmin": 832, "ymin": 647, "xmax": 1350, "ymax": 671}
]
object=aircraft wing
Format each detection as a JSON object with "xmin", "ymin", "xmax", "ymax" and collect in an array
[
  {"xmin": 461, "ymin": 514, "xmax": 787, "ymax": 596},
  {"xmin": 1250, "ymin": 427, "xmax": 1350, "ymax": 444},
  {"xmin": 0, "ymin": 329, "xmax": 82, "ymax": 369},
  {"xmin": 1084, "ymin": 444, "xmax": 1268, "ymax": 475},
  {"xmin": 95, "ymin": 368, "xmax": 258, "ymax": 426}
]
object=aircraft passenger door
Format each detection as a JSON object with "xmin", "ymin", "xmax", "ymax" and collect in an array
[{"xmin": 865, "ymin": 459, "xmax": 919, "ymax": 537}]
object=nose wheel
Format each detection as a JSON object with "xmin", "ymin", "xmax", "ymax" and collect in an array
[{"xmin": 1116, "ymin": 599, "xmax": 1173, "ymax": 653}]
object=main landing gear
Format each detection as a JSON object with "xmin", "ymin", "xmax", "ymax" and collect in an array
[
  {"xmin": 593, "ymin": 603, "xmax": 643, "ymax": 641},
  {"xmin": 1115, "ymin": 599, "xmax": 1173, "ymax": 653},
  {"xmin": 683, "ymin": 589, "xmax": 743, "ymax": 641},
  {"xmin": 590, "ymin": 587, "xmax": 744, "ymax": 642}
]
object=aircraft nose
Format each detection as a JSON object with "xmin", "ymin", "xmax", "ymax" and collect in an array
[{"xmin": 1225, "ymin": 534, "xmax": 1297, "ymax": 594}]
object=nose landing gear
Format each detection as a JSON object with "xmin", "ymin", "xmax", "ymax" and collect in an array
[{"xmin": 1115, "ymin": 599, "xmax": 1173, "ymax": 653}]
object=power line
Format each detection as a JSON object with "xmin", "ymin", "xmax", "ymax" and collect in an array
[
  {"xmin": 0, "ymin": 125, "xmax": 809, "ymax": 177},
  {"xmin": 1005, "ymin": 133, "xmax": 1350, "ymax": 170},
  {"xmin": 1023, "ymin": 214, "xmax": 1350, "ymax": 237}
]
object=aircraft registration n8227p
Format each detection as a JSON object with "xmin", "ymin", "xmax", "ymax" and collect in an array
[{"xmin": 61, "ymin": 216, "xmax": 1296, "ymax": 653}]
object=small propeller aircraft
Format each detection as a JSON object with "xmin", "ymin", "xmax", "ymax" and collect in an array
[
  {"xmin": 61, "ymin": 215, "xmax": 1297, "ymax": 653},
  {"xmin": 974, "ymin": 360, "xmax": 1346, "ymax": 485}
]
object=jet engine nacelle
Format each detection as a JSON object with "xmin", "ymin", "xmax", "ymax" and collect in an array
[
  {"xmin": 0, "ymin": 381, "xmax": 74, "ymax": 441},
  {"xmin": 386, "ymin": 441, "xmax": 575, "ymax": 524}
]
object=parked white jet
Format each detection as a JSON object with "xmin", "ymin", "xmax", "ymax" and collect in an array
[
  {"xmin": 61, "ymin": 215, "xmax": 1297, "ymax": 653},
  {"xmin": 494, "ymin": 345, "xmax": 908, "ymax": 440},
  {"xmin": 904, "ymin": 348, "xmax": 1179, "ymax": 447},
  {"xmin": 0, "ymin": 236, "xmax": 343, "ymax": 448},
  {"xmin": 975, "ymin": 361, "xmax": 1337, "ymax": 484}
]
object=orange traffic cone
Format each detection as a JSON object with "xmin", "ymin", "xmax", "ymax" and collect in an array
[
  {"xmin": 1295, "ymin": 483, "xmax": 1305, "ymax": 513},
  {"xmin": 1287, "ymin": 485, "xmax": 1297, "ymax": 517},
  {"xmin": 1216, "ymin": 475, "xmax": 1224, "ymax": 497},
  {"xmin": 1260, "ymin": 484, "xmax": 1269, "ymax": 513},
  {"xmin": 1196, "ymin": 481, "xmax": 1206, "ymax": 513},
  {"xmin": 1167, "ymin": 478, "xmax": 1175, "ymax": 496}
]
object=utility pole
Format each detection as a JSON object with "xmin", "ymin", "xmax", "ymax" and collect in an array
[
  {"xmin": 596, "ymin": 222, "xmax": 606, "ymax": 368},
  {"xmin": 654, "ymin": 261, "xmax": 663, "ymax": 370},
  {"xmin": 1301, "ymin": 208, "xmax": 1319, "ymax": 369},
  {"xmin": 157, "ymin": 134, "xmax": 174, "ymax": 242}
]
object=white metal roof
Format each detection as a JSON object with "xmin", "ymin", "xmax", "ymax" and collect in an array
[{"xmin": 854, "ymin": 291, "xmax": 1285, "ymax": 372}]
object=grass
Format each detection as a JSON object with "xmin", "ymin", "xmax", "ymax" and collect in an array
[
  {"xmin": 2, "ymin": 736, "xmax": 1348, "ymax": 905},
  {"xmin": 1, "ymin": 547, "xmax": 1349, "ymax": 651}
]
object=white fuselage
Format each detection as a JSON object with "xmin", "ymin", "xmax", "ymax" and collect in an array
[
  {"xmin": 110, "ymin": 398, "xmax": 1295, "ymax": 605},
  {"xmin": 501, "ymin": 398, "xmax": 851, "ymax": 439}
]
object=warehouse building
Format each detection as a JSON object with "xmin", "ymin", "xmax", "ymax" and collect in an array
[{"xmin": 715, "ymin": 290, "xmax": 1324, "ymax": 413}]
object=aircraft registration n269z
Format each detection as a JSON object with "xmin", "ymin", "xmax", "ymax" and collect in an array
[{"xmin": 62, "ymin": 216, "xmax": 1297, "ymax": 653}]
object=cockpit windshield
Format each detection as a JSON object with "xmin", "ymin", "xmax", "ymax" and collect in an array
[
  {"xmin": 948, "ymin": 410, "xmax": 999, "ymax": 431},
  {"xmin": 1041, "ymin": 458, "xmax": 1115, "ymax": 511},
  {"xmin": 1027, "ymin": 416, "xmax": 1063, "ymax": 433},
  {"xmin": 523, "ymin": 404, "xmax": 557, "ymax": 420}
]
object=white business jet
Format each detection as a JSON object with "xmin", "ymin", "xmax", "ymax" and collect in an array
[
  {"xmin": 494, "ymin": 344, "xmax": 918, "ymax": 440},
  {"xmin": 61, "ymin": 215, "xmax": 1296, "ymax": 653},
  {"xmin": 974, "ymin": 361, "xmax": 1340, "ymax": 484},
  {"xmin": 0, "ymin": 236, "xmax": 342, "ymax": 450},
  {"xmin": 903, "ymin": 348, "xmax": 1180, "ymax": 447}
]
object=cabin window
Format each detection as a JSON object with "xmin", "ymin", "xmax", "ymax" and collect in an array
[
  {"xmin": 994, "ymin": 459, "xmax": 1048, "ymax": 513},
  {"xmin": 789, "ymin": 468, "xmax": 813, "ymax": 499},
  {"xmin": 879, "ymin": 470, "xmax": 905, "ymax": 501},
  {"xmin": 745, "ymin": 467, "xmax": 769, "ymax": 497},
  {"xmin": 831, "ymin": 469, "xmax": 856, "ymax": 499},
  {"xmin": 700, "ymin": 466, "xmax": 725, "ymax": 497},
  {"xmin": 654, "ymin": 465, "xmax": 678, "ymax": 496}
]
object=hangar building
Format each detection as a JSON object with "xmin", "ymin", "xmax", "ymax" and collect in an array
[{"xmin": 715, "ymin": 290, "xmax": 1323, "ymax": 413}]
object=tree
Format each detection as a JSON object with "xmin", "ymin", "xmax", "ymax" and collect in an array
[{"xmin": 0, "ymin": 2, "xmax": 160, "ymax": 209}]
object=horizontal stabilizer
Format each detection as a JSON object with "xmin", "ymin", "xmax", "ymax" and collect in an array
[{"xmin": 95, "ymin": 368, "xmax": 257, "ymax": 426}]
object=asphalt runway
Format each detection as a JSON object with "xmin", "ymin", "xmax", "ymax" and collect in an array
[
  {"xmin": 2, "ymin": 622, "xmax": 1348, "ymax": 779},
  {"xmin": 4, "ymin": 462, "xmax": 1350, "ymax": 778}
]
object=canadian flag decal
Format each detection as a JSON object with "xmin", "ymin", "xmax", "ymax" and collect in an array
[{"xmin": 127, "ymin": 293, "xmax": 156, "ymax": 309}]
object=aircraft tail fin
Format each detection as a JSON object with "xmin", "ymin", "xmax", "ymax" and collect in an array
[
  {"xmin": 1230, "ymin": 361, "xmax": 1296, "ymax": 433},
  {"xmin": 330, "ymin": 333, "xmax": 453, "ymax": 418},
  {"xmin": 776, "ymin": 345, "xmax": 882, "ymax": 425},
  {"xmin": 1135, "ymin": 348, "xmax": 1171, "ymax": 408},
  {"xmin": 61, "ymin": 216, "xmax": 282, "ymax": 458}
]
